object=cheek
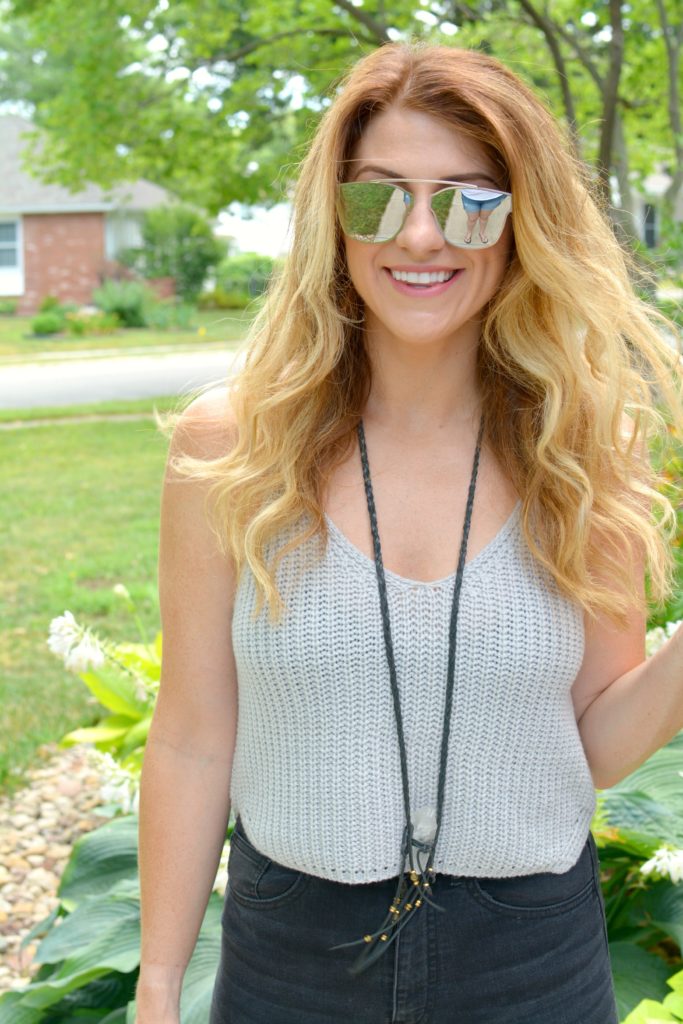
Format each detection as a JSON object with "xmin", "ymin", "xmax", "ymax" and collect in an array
[
  {"xmin": 497, "ymin": 222, "xmax": 515, "ymax": 267},
  {"xmin": 479, "ymin": 230, "xmax": 513, "ymax": 284},
  {"xmin": 343, "ymin": 238, "xmax": 377, "ymax": 298}
]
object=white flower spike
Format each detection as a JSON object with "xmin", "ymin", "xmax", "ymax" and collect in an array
[
  {"xmin": 47, "ymin": 610, "xmax": 105, "ymax": 672},
  {"xmin": 640, "ymin": 846, "xmax": 683, "ymax": 884},
  {"xmin": 86, "ymin": 749, "xmax": 140, "ymax": 815},
  {"xmin": 65, "ymin": 633, "xmax": 105, "ymax": 673},
  {"xmin": 47, "ymin": 610, "xmax": 80, "ymax": 658},
  {"xmin": 646, "ymin": 620, "xmax": 683, "ymax": 657}
]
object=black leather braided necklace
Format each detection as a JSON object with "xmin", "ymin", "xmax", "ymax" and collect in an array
[{"xmin": 328, "ymin": 412, "xmax": 485, "ymax": 976}]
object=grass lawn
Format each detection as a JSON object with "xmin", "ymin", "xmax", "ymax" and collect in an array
[
  {"xmin": 1, "ymin": 397, "xmax": 177, "ymax": 797},
  {"xmin": 0, "ymin": 395, "xmax": 185, "ymax": 424},
  {"xmin": 0, "ymin": 307, "xmax": 255, "ymax": 359}
]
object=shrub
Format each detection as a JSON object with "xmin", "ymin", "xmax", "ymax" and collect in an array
[
  {"xmin": 0, "ymin": 298, "xmax": 18, "ymax": 315},
  {"xmin": 65, "ymin": 310, "xmax": 120, "ymax": 336},
  {"xmin": 648, "ymin": 425, "xmax": 683, "ymax": 628},
  {"xmin": 656, "ymin": 297, "xmax": 683, "ymax": 331},
  {"xmin": 122, "ymin": 204, "xmax": 225, "ymax": 302},
  {"xmin": 31, "ymin": 311, "xmax": 64, "ymax": 335},
  {"xmin": 93, "ymin": 279, "xmax": 154, "ymax": 328},
  {"xmin": 144, "ymin": 300, "xmax": 195, "ymax": 331},
  {"xmin": 215, "ymin": 252, "xmax": 279, "ymax": 299},
  {"xmin": 38, "ymin": 294, "xmax": 62, "ymax": 313},
  {"xmin": 198, "ymin": 285, "xmax": 251, "ymax": 309}
]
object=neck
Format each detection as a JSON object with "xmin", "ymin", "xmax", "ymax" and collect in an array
[{"xmin": 362, "ymin": 324, "xmax": 483, "ymax": 440}]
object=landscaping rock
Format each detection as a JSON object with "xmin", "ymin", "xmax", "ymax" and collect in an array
[{"xmin": 0, "ymin": 743, "xmax": 110, "ymax": 993}]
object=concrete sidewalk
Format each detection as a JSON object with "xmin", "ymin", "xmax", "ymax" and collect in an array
[{"xmin": 0, "ymin": 340, "xmax": 234, "ymax": 366}]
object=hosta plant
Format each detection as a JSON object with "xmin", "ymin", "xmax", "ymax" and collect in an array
[{"xmin": 46, "ymin": 585, "xmax": 161, "ymax": 779}]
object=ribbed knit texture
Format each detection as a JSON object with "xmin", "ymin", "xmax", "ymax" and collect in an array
[{"xmin": 229, "ymin": 498, "xmax": 595, "ymax": 883}]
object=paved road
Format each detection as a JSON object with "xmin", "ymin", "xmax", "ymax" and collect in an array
[
  {"xmin": 0, "ymin": 347, "xmax": 243, "ymax": 409},
  {"xmin": 1, "ymin": 326, "xmax": 679, "ymax": 412}
]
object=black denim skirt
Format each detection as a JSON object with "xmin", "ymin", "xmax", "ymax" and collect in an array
[{"xmin": 209, "ymin": 815, "xmax": 618, "ymax": 1024}]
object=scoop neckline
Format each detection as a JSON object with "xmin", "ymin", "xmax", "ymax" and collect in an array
[{"xmin": 324, "ymin": 498, "xmax": 522, "ymax": 588}]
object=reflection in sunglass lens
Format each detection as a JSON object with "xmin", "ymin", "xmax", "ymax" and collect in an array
[
  {"xmin": 430, "ymin": 188, "xmax": 458, "ymax": 234},
  {"xmin": 338, "ymin": 182, "xmax": 403, "ymax": 241},
  {"xmin": 338, "ymin": 181, "xmax": 512, "ymax": 250}
]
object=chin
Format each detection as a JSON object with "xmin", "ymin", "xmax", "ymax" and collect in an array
[{"xmin": 389, "ymin": 319, "xmax": 470, "ymax": 345}]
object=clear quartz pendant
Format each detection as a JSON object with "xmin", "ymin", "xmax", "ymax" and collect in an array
[{"xmin": 412, "ymin": 805, "xmax": 437, "ymax": 843}]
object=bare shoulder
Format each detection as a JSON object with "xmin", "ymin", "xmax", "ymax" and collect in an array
[
  {"xmin": 166, "ymin": 385, "xmax": 239, "ymax": 468},
  {"xmin": 160, "ymin": 383, "xmax": 238, "ymax": 573}
]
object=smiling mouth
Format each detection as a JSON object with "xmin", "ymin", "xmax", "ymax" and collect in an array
[
  {"xmin": 385, "ymin": 267, "xmax": 463, "ymax": 290},
  {"xmin": 390, "ymin": 269, "xmax": 456, "ymax": 284}
]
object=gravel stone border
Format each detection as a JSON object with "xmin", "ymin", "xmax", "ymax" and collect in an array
[{"xmin": 0, "ymin": 742, "xmax": 111, "ymax": 994}]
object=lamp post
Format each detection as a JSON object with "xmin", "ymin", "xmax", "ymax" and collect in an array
[{"xmin": 641, "ymin": 168, "xmax": 674, "ymax": 250}]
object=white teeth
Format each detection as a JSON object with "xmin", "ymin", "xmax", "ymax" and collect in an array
[{"xmin": 390, "ymin": 269, "xmax": 456, "ymax": 284}]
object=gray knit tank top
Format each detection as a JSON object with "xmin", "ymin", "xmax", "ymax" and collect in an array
[{"xmin": 229, "ymin": 498, "xmax": 595, "ymax": 883}]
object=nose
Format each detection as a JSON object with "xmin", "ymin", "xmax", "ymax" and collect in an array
[{"xmin": 394, "ymin": 193, "xmax": 444, "ymax": 255}]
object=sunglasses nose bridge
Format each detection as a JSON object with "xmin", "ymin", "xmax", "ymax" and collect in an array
[{"xmin": 395, "ymin": 189, "xmax": 447, "ymax": 246}]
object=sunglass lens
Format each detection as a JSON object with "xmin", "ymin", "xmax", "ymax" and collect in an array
[
  {"xmin": 438, "ymin": 190, "xmax": 512, "ymax": 248},
  {"xmin": 430, "ymin": 188, "xmax": 460, "ymax": 238},
  {"xmin": 339, "ymin": 182, "xmax": 406, "ymax": 241}
]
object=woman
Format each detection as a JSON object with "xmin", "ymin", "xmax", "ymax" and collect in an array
[{"xmin": 135, "ymin": 42, "xmax": 683, "ymax": 1024}]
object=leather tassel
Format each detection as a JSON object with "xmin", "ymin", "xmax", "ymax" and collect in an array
[{"xmin": 328, "ymin": 822, "xmax": 446, "ymax": 976}]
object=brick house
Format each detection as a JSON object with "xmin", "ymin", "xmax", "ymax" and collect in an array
[{"xmin": 0, "ymin": 115, "xmax": 173, "ymax": 314}]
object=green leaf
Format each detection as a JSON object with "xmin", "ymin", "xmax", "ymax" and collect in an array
[
  {"xmin": 118, "ymin": 715, "xmax": 151, "ymax": 757},
  {"xmin": 77, "ymin": 666, "xmax": 147, "ymax": 718},
  {"xmin": 25, "ymin": 905, "xmax": 140, "ymax": 1013},
  {"xmin": 99, "ymin": 1009, "xmax": 129, "ymax": 1023},
  {"xmin": 622, "ymin": 999, "xmax": 679, "ymax": 1023},
  {"xmin": 0, "ymin": 990, "xmax": 43, "ymax": 1023},
  {"xmin": 9, "ymin": 885, "xmax": 141, "ymax": 1013},
  {"xmin": 35, "ymin": 881, "xmax": 140, "ymax": 964},
  {"xmin": 620, "ymin": 882, "xmax": 683, "ymax": 955},
  {"xmin": 61, "ymin": 717, "xmax": 135, "ymax": 746},
  {"xmin": 610, "ymin": 940, "xmax": 677, "ymax": 1021},
  {"xmin": 605, "ymin": 736, "xmax": 683, "ymax": 845},
  {"xmin": 58, "ymin": 814, "xmax": 138, "ymax": 906},
  {"xmin": 38, "ymin": 969, "xmax": 137, "ymax": 1020},
  {"xmin": 601, "ymin": 789, "xmax": 683, "ymax": 847},
  {"xmin": 664, "ymin": 993, "xmax": 683, "ymax": 1017},
  {"xmin": 127, "ymin": 893, "xmax": 222, "ymax": 1024},
  {"xmin": 114, "ymin": 642, "xmax": 161, "ymax": 682},
  {"xmin": 19, "ymin": 905, "xmax": 60, "ymax": 949}
]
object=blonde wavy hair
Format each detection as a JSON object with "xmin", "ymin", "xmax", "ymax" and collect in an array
[{"xmin": 161, "ymin": 40, "xmax": 683, "ymax": 627}]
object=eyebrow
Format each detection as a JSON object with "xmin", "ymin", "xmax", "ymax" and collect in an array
[{"xmin": 351, "ymin": 163, "xmax": 501, "ymax": 186}]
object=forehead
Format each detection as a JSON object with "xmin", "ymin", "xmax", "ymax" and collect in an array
[{"xmin": 347, "ymin": 105, "xmax": 500, "ymax": 180}]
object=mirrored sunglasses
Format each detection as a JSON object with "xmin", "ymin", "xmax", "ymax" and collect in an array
[{"xmin": 337, "ymin": 179, "xmax": 513, "ymax": 250}]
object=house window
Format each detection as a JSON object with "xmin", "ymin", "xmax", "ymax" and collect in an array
[
  {"xmin": 0, "ymin": 221, "xmax": 18, "ymax": 268},
  {"xmin": 644, "ymin": 203, "xmax": 657, "ymax": 248}
]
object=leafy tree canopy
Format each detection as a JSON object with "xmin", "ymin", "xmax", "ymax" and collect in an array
[{"xmin": 0, "ymin": 0, "xmax": 680, "ymax": 217}]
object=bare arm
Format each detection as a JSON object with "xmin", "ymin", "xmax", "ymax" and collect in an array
[{"xmin": 135, "ymin": 388, "xmax": 239, "ymax": 1021}]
